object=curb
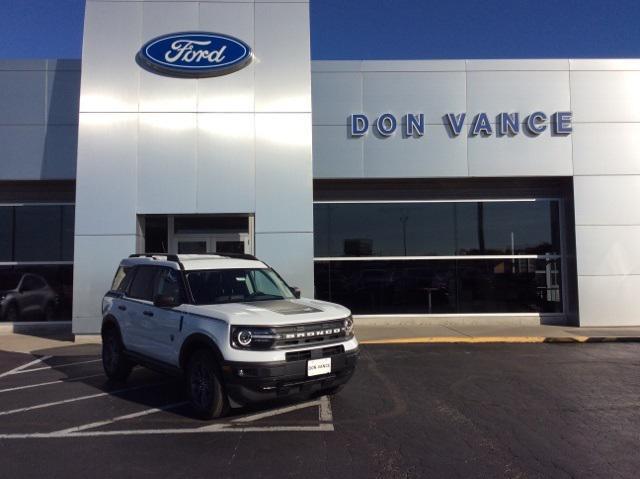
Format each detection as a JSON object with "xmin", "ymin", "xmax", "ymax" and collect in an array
[{"xmin": 359, "ymin": 336, "xmax": 640, "ymax": 345}]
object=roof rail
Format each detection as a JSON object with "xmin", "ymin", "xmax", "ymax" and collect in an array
[
  {"xmin": 129, "ymin": 253, "xmax": 181, "ymax": 263},
  {"xmin": 207, "ymin": 252, "xmax": 259, "ymax": 261}
]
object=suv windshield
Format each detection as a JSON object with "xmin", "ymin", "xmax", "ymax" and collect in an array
[{"xmin": 186, "ymin": 268, "xmax": 295, "ymax": 305}]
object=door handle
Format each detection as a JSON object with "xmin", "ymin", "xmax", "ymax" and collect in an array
[
  {"xmin": 143, "ymin": 310, "xmax": 154, "ymax": 317},
  {"xmin": 118, "ymin": 305, "xmax": 127, "ymax": 311}
]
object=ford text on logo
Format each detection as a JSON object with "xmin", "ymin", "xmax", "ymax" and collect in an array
[{"xmin": 136, "ymin": 32, "xmax": 253, "ymax": 78}]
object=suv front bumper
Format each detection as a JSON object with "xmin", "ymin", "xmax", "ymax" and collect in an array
[{"xmin": 222, "ymin": 346, "xmax": 359, "ymax": 405}]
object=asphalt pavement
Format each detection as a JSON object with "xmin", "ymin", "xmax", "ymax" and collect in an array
[{"xmin": 0, "ymin": 342, "xmax": 639, "ymax": 478}]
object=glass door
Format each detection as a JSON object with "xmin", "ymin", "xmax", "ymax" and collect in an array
[{"xmin": 171, "ymin": 233, "xmax": 250, "ymax": 255}]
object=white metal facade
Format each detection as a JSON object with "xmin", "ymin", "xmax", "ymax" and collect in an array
[{"xmin": 0, "ymin": 4, "xmax": 639, "ymax": 330}]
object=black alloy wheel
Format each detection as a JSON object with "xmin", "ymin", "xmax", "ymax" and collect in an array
[
  {"xmin": 187, "ymin": 349, "xmax": 228, "ymax": 419},
  {"xmin": 102, "ymin": 328, "xmax": 133, "ymax": 381}
]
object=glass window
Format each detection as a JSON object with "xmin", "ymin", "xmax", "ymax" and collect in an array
[
  {"xmin": 314, "ymin": 203, "xmax": 456, "ymax": 257},
  {"xmin": 127, "ymin": 267, "xmax": 158, "ymax": 301},
  {"xmin": 0, "ymin": 265, "xmax": 72, "ymax": 321},
  {"xmin": 154, "ymin": 268, "xmax": 184, "ymax": 302},
  {"xmin": 174, "ymin": 216, "xmax": 248, "ymax": 234},
  {"xmin": 111, "ymin": 266, "xmax": 135, "ymax": 292},
  {"xmin": 61, "ymin": 206, "xmax": 75, "ymax": 261},
  {"xmin": 455, "ymin": 201, "xmax": 560, "ymax": 255},
  {"xmin": 186, "ymin": 268, "xmax": 294, "ymax": 305},
  {"xmin": 315, "ymin": 258, "xmax": 562, "ymax": 315},
  {"xmin": 0, "ymin": 207, "xmax": 13, "ymax": 262},
  {"xmin": 14, "ymin": 206, "xmax": 62, "ymax": 262}
]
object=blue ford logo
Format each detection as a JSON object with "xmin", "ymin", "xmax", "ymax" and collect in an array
[{"xmin": 136, "ymin": 32, "xmax": 253, "ymax": 78}]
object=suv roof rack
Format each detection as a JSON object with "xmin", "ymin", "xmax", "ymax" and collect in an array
[
  {"xmin": 207, "ymin": 252, "xmax": 258, "ymax": 261},
  {"xmin": 129, "ymin": 253, "xmax": 180, "ymax": 263}
]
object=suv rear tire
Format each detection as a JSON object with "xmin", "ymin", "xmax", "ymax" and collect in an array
[
  {"xmin": 186, "ymin": 349, "xmax": 228, "ymax": 419},
  {"xmin": 102, "ymin": 328, "xmax": 133, "ymax": 381}
]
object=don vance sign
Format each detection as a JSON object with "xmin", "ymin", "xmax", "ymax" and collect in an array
[{"xmin": 350, "ymin": 112, "xmax": 572, "ymax": 138}]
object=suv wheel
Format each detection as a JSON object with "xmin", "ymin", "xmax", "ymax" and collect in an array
[
  {"xmin": 102, "ymin": 328, "xmax": 133, "ymax": 381},
  {"xmin": 3, "ymin": 303, "xmax": 19, "ymax": 322},
  {"xmin": 43, "ymin": 303, "xmax": 55, "ymax": 322},
  {"xmin": 187, "ymin": 349, "xmax": 228, "ymax": 419}
]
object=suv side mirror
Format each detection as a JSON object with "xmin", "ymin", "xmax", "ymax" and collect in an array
[
  {"xmin": 290, "ymin": 287, "xmax": 301, "ymax": 299},
  {"xmin": 153, "ymin": 294, "xmax": 181, "ymax": 308}
]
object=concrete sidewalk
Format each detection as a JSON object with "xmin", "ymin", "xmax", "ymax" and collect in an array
[
  {"xmin": 356, "ymin": 323, "xmax": 640, "ymax": 344},
  {"xmin": 2, "ymin": 321, "xmax": 640, "ymax": 354}
]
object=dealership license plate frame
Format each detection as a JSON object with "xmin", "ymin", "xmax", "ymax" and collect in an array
[{"xmin": 307, "ymin": 357, "xmax": 332, "ymax": 377}]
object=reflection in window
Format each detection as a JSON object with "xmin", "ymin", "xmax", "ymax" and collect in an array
[
  {"xmin": 314, "ymin": 200, "xmax": 561, "ymax": 257},
  {"xmin": 0, "ymin": 207, "xmax": 12, "ymax": 262},
  {"xmin": 315, "ymin": 259, "xmax": 562, "ymax": 315},
  {"xmin": 0, "ymin": 265, "xmax": 73, "ymax": 321}
]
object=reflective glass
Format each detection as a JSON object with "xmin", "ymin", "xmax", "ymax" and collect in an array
[
  {"xmin": 61, "ymin": 206, "xmax": 75, "ymax": 261},
  {"xmin": 0, "ymin": 265, "xmax": 73, "ymax": 321},
  {"xmin": 456, "ymin": 201, "xmax": 560, "ymax": 255},
  {"xmin": 314, "ymin": 258, "xmax": 562, "ymax": 314},
  {"xmin": 14, "ymin": 206, "xmax": 62, "ymax": 262},
  {"xmin": 0, "ymin": 207, "xmax": 12, "ymax": 261},
  {"xmin": 314, "ymin": 203, "xmax": 456, "ymax": 257}
]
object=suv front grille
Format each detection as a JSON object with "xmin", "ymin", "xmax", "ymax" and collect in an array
[
  {"xmin": 285, "ymin": 345, "xmax": 345, "ymax": 362},
  {"xmin": 274, "ymin": 319, "xmax": 347, "ymax": 349}
]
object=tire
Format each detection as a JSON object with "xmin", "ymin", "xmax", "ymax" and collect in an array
[
  {"xmin": 186, "ymin": 349, "xmax": 228, "ymax": 420},
  {"xmin": 102, "ymin": 328, "xmax": 133, "ymax": 381},
  {"xmin": 43, "ymin": 302, "xmax": 55, "ymax": 322},
  {"xmin": 3, "ymin": 303, "xmax": 19, "ymax": 322}
]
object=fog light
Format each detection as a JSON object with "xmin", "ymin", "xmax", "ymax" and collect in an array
[{"xmin": 237, "ymin": 329, "xmax": 253, "ymax": 347}]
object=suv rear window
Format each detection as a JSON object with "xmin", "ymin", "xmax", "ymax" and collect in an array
[{"xmin": 127, "ymin": 267, "xmax": 158, "ymax": 301}]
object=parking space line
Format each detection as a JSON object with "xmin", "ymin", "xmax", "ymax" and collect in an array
[
  {"xmin": 0, "ymin": 374, "xmax": 104, "ymax": 394},
  {"xmin": 0, "ymin": 355, "xmax": 53, "ymax": 378},
  {"xmin": 0, "ymin": 382, "xmax": 167, "ymax": 417},
  {"xmin": 231, "ymin": 398, "xmax": 324, "ymax": 423},
  {"xmin": 0, "ymin": 396, "xmax": 335, "ymax": 439},
  {"xmin": 0, "ymin": 423, "xmax": 335, "ymax": 439},
  {"xmin": 10, "ymin": 359, "xmax": 102, "ymax": 375},
  {"xmin": 52, "ymin": 401, "xmax": 189, "ymax": 435}
]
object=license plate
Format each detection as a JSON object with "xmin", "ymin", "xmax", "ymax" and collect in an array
[{"xmin": 307, "ymin": 357, "xmax": 331, "ymax": 377}]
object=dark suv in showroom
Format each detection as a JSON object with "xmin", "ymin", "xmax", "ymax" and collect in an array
[{"xmin": 0, "ymin": 273, "xmax": 58, "ymax": 322}]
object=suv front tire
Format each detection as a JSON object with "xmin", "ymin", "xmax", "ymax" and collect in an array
[{"xmin": 186, "ymin": 349, "xmax": 228, "ymax": 419}]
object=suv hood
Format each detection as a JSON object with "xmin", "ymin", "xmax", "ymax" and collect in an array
[{"xmin": 179, "ymin": 298, "xmax": 350, "ymax": 326}]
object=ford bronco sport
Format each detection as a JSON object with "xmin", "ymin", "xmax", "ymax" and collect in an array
[{"xmin": 101, "ymin": 253, "xmax": 359, "ymax": 419}]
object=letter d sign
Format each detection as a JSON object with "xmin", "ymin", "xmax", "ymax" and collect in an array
[{"xmin": 350, "ymin": 114, "xmax": 369, "ymax": 137}]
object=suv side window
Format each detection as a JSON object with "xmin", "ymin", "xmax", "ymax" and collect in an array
[
  {"xmin": 154, "ymin": 268, "xmax": 184, "ymax": 303},
  {"xmin": 112, "ymin": 266, "xmax": 135, "ymax": 292},
  {"xmin": 20, "ymin": 275, "xmax": 39, "ymax": 292},
  {"xmin": 127, "ymin": 266, "xmax": 158, "ymax": 301}
]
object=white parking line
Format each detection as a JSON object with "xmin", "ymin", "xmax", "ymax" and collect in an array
[
  {"xmin": 231, "ymin": 396, "xmax": 328, "ymax": 423},
  {"xmin": 0, "ymin": 396, "xmax": 335, "ymax": 439},
  {"xmin": 10, "ymin": 359, "xmax": 102, "ymax": 375},
  {"xmin": 52, "ymin": 401, "xmax": 189, "ymax": 435},
  {"xmin": 0, "ymin": 355, "xmax": 53, "ymax": 378},
  {"xmin": 0, "ymin": 374, "xmax": 105, "ymax": 394},
  {"xmin": 0, "ymin": 382, "xmax": 167, "ymax": 417}
]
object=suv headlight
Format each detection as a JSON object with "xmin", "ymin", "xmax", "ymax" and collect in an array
[
  {"xmin": 344, "ymin": 315, "xmax": 354, "ymax": 337},
  {"xmin": 231, "ymin": 326, "xmax": 277, "ymax": 350}
]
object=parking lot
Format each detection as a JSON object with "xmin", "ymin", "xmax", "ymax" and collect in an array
[{"xmin": 0, "ymin": 342, "xmax": 639, "ymax": 478}]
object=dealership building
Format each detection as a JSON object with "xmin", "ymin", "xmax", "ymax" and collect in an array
[{"xmin": 1, "ymin": 0, "xmax": 639, "ymax": 334}]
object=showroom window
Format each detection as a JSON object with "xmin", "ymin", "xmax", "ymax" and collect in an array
[
  {"xmin": 0, "ymin": 204, "xmax": 74, "ymax": 321},
  {"xmin": 314, "ymin": 200, "xmax": 563, "ymax": 315}
]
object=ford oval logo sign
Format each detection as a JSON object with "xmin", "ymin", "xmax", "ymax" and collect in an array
[{"xmin": 136, "ymin": 32, "xmax": 253, "ymax": 78}]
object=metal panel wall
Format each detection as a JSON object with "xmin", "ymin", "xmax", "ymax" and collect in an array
[
  {"xmin": 312, "ymin": 59, "xmax": 640, "ymax": 326},
  {"xmin": 0, "ymin": 60, "xmax": 79, "ymax": 180},
  {"xmin": 74, "ymin": 0, "xmax": 313, "ymax": 333}
]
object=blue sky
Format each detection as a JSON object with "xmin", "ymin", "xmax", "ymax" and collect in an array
[{"xmin": 1, "ymin": 0, "xmax": 640, "ymax": 59}]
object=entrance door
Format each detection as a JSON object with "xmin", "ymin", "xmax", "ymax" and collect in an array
[{"xmin": 172, "ymin": 233, "xmax": 250, "ymax": 255}]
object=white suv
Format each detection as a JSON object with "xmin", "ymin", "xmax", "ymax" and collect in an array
[{"xmin": 101, "ymin": 253, "xmax": 359, "ymax": 419}]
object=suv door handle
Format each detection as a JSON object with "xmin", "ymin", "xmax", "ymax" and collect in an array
[
  {"xmin": 118, "ymin": 305, "xmax": 127, "ymax": 311},
  {"xmin": 143, "ymin": 310, "xmax": 154, "ymax": 317}
]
